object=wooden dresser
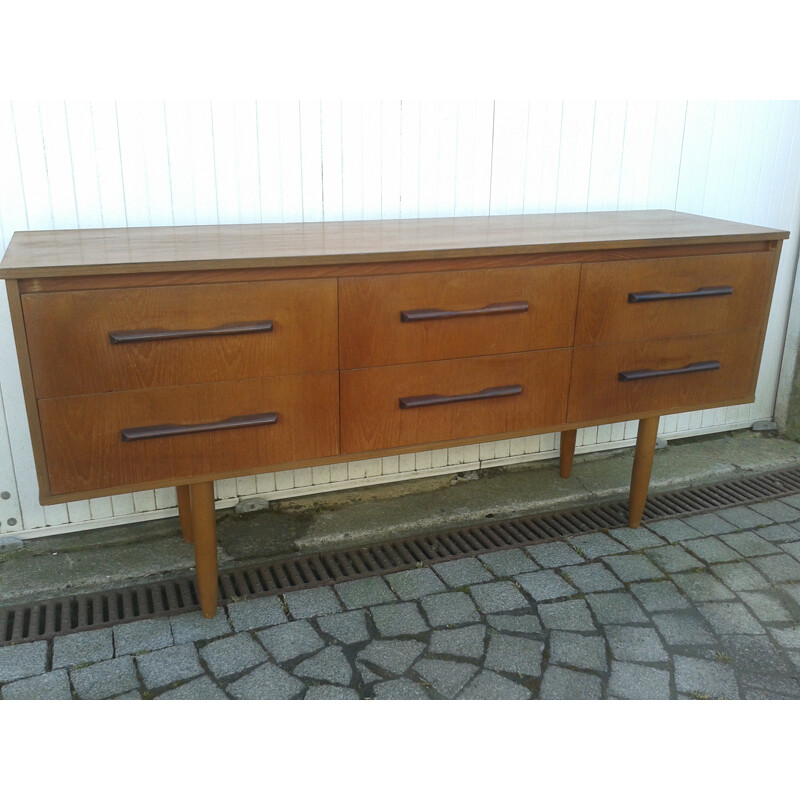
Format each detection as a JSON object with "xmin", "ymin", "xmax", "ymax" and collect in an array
[{"xmin": 0, "ymin": 211, "xmax": 789, "ymax": 617}]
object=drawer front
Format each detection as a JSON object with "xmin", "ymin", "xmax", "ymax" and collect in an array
[
  {"xmin": 23, "ymin": 279, "xmax": 338, "ymax": 398},
  {"xmin": 575, "ymin": 252, "xmax": 775, "ymax": 345},
  {"xmin": 567, "ymin": 330, "xmax": 762, "ymax": 423},
  {"xmin": 39, "ymin": 372, "xmax": 339, "ymax": 495},
  {"xmin": 341, "ymin": 350, "xmax": 571, "ymax": 453},
  {"xmin": 339, "ymin": 264, "xmax": 580, "ymax": 368}
]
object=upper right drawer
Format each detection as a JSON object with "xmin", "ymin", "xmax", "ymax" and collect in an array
[
  {"xmin": 339, "ymin": 263, "xmax": 580, "ymax": 369},
  {"xmin": 575, "ymin": 251, "xmax": 776, "ymax": 345}
]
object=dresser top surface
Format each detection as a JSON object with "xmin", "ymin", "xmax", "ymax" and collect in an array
[{"xmin": 0, "ymin": 209, "xmax": 789, "ymax": 278}]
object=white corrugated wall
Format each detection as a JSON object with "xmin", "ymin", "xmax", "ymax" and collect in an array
[{"xmin": 1, "ymin": 100, "xmax": 799, "ymax": 539}]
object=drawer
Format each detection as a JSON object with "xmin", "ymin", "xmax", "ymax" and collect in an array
[
  {"xmin": 567, "ymin": 330, "xmax": 762, "ymax": 423},
  {"xmin": 574, "ymin": 252, "xmax": 775, "ymax": 345},
  {"xmin": 341, "ymin": 349, "xmax": 571, "ymax": 453},
  {"xmin": 339, "ymin": 264, "xmax": 580, "ymax": 368},
  {"xmin": 39, "ymin": 372, "xmax": 339, "ymax": 495},
  {"xmin": 22, "ymin": 279, "xmax": 338, "ymax": 398}
]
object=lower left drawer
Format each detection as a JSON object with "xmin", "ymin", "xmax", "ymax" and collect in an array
[{"xmin": 38, "ymin": 372, "xmax": 340, "ymax": 496}]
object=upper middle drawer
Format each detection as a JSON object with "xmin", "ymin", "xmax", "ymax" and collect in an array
[
  {"xmin": 23, "ymin": 279, "xmax": 338, "ymax": 398},
  {"xmin": 339, "ymin": 264, "xmax": 580, "ymax": 369},
  {"xmin": 575, "ymin": 251, "xmax": 775, "ymax": 345}
]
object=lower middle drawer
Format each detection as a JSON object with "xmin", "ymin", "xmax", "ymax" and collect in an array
[
  {"xmin": 341, "ymin": 350, "xmax": 571, "ymax": 453},
  {"xmin": 39, "ymin": 372, "xmax": 340, "ymax": 496}
]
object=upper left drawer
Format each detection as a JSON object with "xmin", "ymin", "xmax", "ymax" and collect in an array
[{"xmin": 22, "ymin": 279, "xmax": 338, "ymax": 398}]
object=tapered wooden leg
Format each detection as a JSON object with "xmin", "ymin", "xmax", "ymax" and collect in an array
[
  {"xmin": 189, "ymin": 481, "xmax": 219, "ymax": 618},
  {"xmin": 560, "ymin": 429, "xmax": 577, "ymax": 478},
  {"xmin": 176, "ymin": 485, "xmax": 193, "ymax": 543},
  {"xmin": 628, "ymin": 416, "xmax": 660, "ymax": 528}
]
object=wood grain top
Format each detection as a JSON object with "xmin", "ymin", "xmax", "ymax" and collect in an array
[{"xmin": 0, "ymin": 210, "xmax": 789, "ymax": 278}]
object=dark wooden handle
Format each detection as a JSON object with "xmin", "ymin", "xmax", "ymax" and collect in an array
[
  {"xmin": 400, "ymin": 301, "xmax": 528, "ymax": 322},
  {"xmin": 399, "ymin": 384, "xmax": 523, "ymax": 409},
  {"xmin": 619, "ymin": 360, "xmax": 720, "ymax": 382},
  {"xmin": 109, "ymin": 320, "xmax": 274, "ymax": 344},
  {"xmin": 121, "ymin": 412, "xmax": 278, "ymax": 441},
  {"xmin": 628, "ymin": 286, "xmax": 733, "ymax": 303}
]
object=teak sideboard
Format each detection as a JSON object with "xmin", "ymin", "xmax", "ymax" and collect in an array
[{"xmin": 0, "ymin": 211, "xmax": 789, "ymax": 617}]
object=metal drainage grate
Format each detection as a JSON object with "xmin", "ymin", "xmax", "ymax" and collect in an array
[{"xmin": 3, "ymin": 464, "xmax": 800, "ymax": 646}]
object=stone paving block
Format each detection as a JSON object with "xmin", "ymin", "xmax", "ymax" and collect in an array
[
  {"xmin": 414, "ymin": 658, "xmax": 478, "ymax": 698},
  {"xmin": 780, "ymin": 541, "xmax": 800, "ymax": 562},
  {"xmin": 549, "ymin": 631, "xmax": 607, "ymax": 672},
  {"xmin": 284, "ymin": 586, "xmax": 342, "ymax": 619},
  {"xmin": 540, "ymin": 666, "xmax": 603, "ymax": 700},
  {"xmin": 484, "ymin": 633, "xmax": 544, "ymax": 677},
  {"xmin": 53, "ymin": 628, "xmax": 113, "ymax": 669},
  {"xmin": 739, "ymin": 591, "xmax": 795, "ymax": 623},
  {"xmin": 113, "ymin": 690, "xmax": 142, "ymax": 700},
  {"xmin": 169, "ymin": 610, "xmax": 233, "ymax": 644},
  {"xmin": 479, "ymin": 549, "xmax": 539, "ymax": 577},
  {"xmin": 719, "ymin": 532, "xmax": 780, "ymax": 558},
  {"xmin": 782, "ymin": 582, "xmax": 800, "ymax": 606},
  {"xmin": 227, "ymin": 595, "xmax": 287, "ymax": 632},
  {"xmin": 385, "ymin": 567, "xmax": 446, "ymax": 599},
  {"xmin": 751, "ymin": 554, "xmax": 800, "ymax": 583},
  {"xmin": 718, "ymin": 634, "xmax": 795, "ymax": 675},
  {"xmin": 304, "ymin": 685, "xmax": 360, "ymax": 700},
  {"xmin": 458, "ymin": 670, "xmax": 532, "ymax": 700},
  {"xmin": 526, "ymin": 541, "xmax": 586, "ymax": 568},
  {"xmin": 697, "ymin": 602, "xmax": 765, "ymax": 635},
  {"xmin": 602, "ymin": 554, "xmax": 664, "ymax": 583},
  {"xmin": 335, "ymin": 577, "xmax": 395, "ymax": 609},
  {"xmin": 371, "ymin": 602, "xmax": 429, "ymax": 637},
  {"xmin": 420, "ymin": 592, "xmax": 480, "ymax": 627},
  {"xmin": 294, "ymin": 645, "xmax": 352, "ymax": 686},
  {"xmin": 681, "ymin": 537, "xmax": 741, "ymax": 564},
  {"xmin": 0, "ymin": 641, "xmax": 47, "ymax": 682},
  {"xmin": 228, "ymin": 662, "xmax": 305, "ymax": 699},
  {"xmin": 629, "ymin": 581, "xmax": 690, "ymax": 612},
  {"xmin": 780, "ymin": 494, "xmax": 800, "ymax": 510},
  {"xmin": 673, "ymin": 655, "xmax": 739, "ymax": 699},
  {"xmin": 608, "ymin": 662, "xmax": 671, "ymax": 699},
  {"xmin": 608, "ymin": 527, "xmax": 665, "ymax": 550},
  {"xmin": 357, "ymin": 664, "xmax": 383, "ymax": 685},
  {"xmin": 683, "ymin": 514, "xmax": 737, "ymax": 536},
  {"xmin": 652, "ymin": 612, "xmax": 716, "ymax": 646},
  {"xmin": 647, "ymin": 519, "xmax": 706, "ymax": 543},
  {"xmin": 156, "ymin": 676, "xmax": 228, "ymax": 700},
  {"xmin": 433, "ymin": 557, "xmax": 494, "ymax": 587},
  {"xmin": 768, "ymin": 626, "xmax": 800, "ymax": 649},
  {"xmin": 469, "ymin": 581, "xmax": 529, "ymax": 613},
  {"xmin": 199, "ymin": 633, "xmax": 267, "ymax": 679},
  {"xmin": 585, "ymin": 593, "xmax": 648, "ymax": 624},
  {"xmin": 757, "ymin": 524, "xmax": 800, "ymax": 543},
  {"xmin": 538, "ymin": 599, "xmax": 596, "ymax": 631},
  {"xmin": 671, "ymin": 572, "xmax": 736, "ymax": 602},
  {"xmin": 644, "ymin": 545, "xmax": 703, "ymax": 573},
  {"xmin": 136, "ymin": 642, "xmax": 204, "ymax": 689},
  {"xmin": 1, "ymin": 669, "xmax": 72, "ymax": 700},
  {"xmin": 711, "ymin": 562, "xmax": 771, "ymax": 591},
  {"xmin": 113, "ymin": 618, "xmax": 173, "ymax": 656},
  {"xmin": 748, "ymin": 500, "xmax": 800, "ymax": 523},
  {"xmin": 256, "ymin": 620, "xmax": 324, "ymax": 663},
  {"xmin": 373, "ymin": 678, "xmax": 430, "ymax": 699},
  {"xmin": 716, "ymin": 506, "xmax": 773, "ymax": 529},
  {"xmin": 739, "ymin": 672, "xmax": 800, "ymax": 699},
  {"xmin": 486, "ymin": 613, "xmax": 542, "ymax": 634},
  {"xmin": 605, "ymin": 626, "xmax": 668, "ymax": 663},
  {"xmin": 429, "ymin": 625, "xmax": 486, "ymax": 660},
  {"xmin": 561, "ymin": 563, "xmax": 623, "ymax": 593},
  {"xmin": 568, "ymin": 533, "xmax": 627, "ymax": 559},
  {"xmin": 357, "ymin": 640, "xmax": 425, "ymax": 675},
  {"xmin": 316, "ymin": 610, "xmax": 370, "ymax": 644},
  {"xmin": 71, "ymin": 656, "xmax": 139, "ymax": 700},
  {"xmin": 514, "ymin": 569, "xmax": 577, "ymax": 601}
]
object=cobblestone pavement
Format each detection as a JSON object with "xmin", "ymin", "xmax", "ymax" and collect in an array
[{"xmin": 3, "ymin": 496, "xmax": 800, "ymax": 700}]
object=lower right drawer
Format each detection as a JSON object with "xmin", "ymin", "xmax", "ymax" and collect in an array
[{"xmin": 567, "ymin": 329, "xmax": 763, "ymax": 423}]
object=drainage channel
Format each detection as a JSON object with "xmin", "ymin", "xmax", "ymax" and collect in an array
[{"xmin": 3, "ymin": 465, "xmax": 800, "ymax": 646}]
